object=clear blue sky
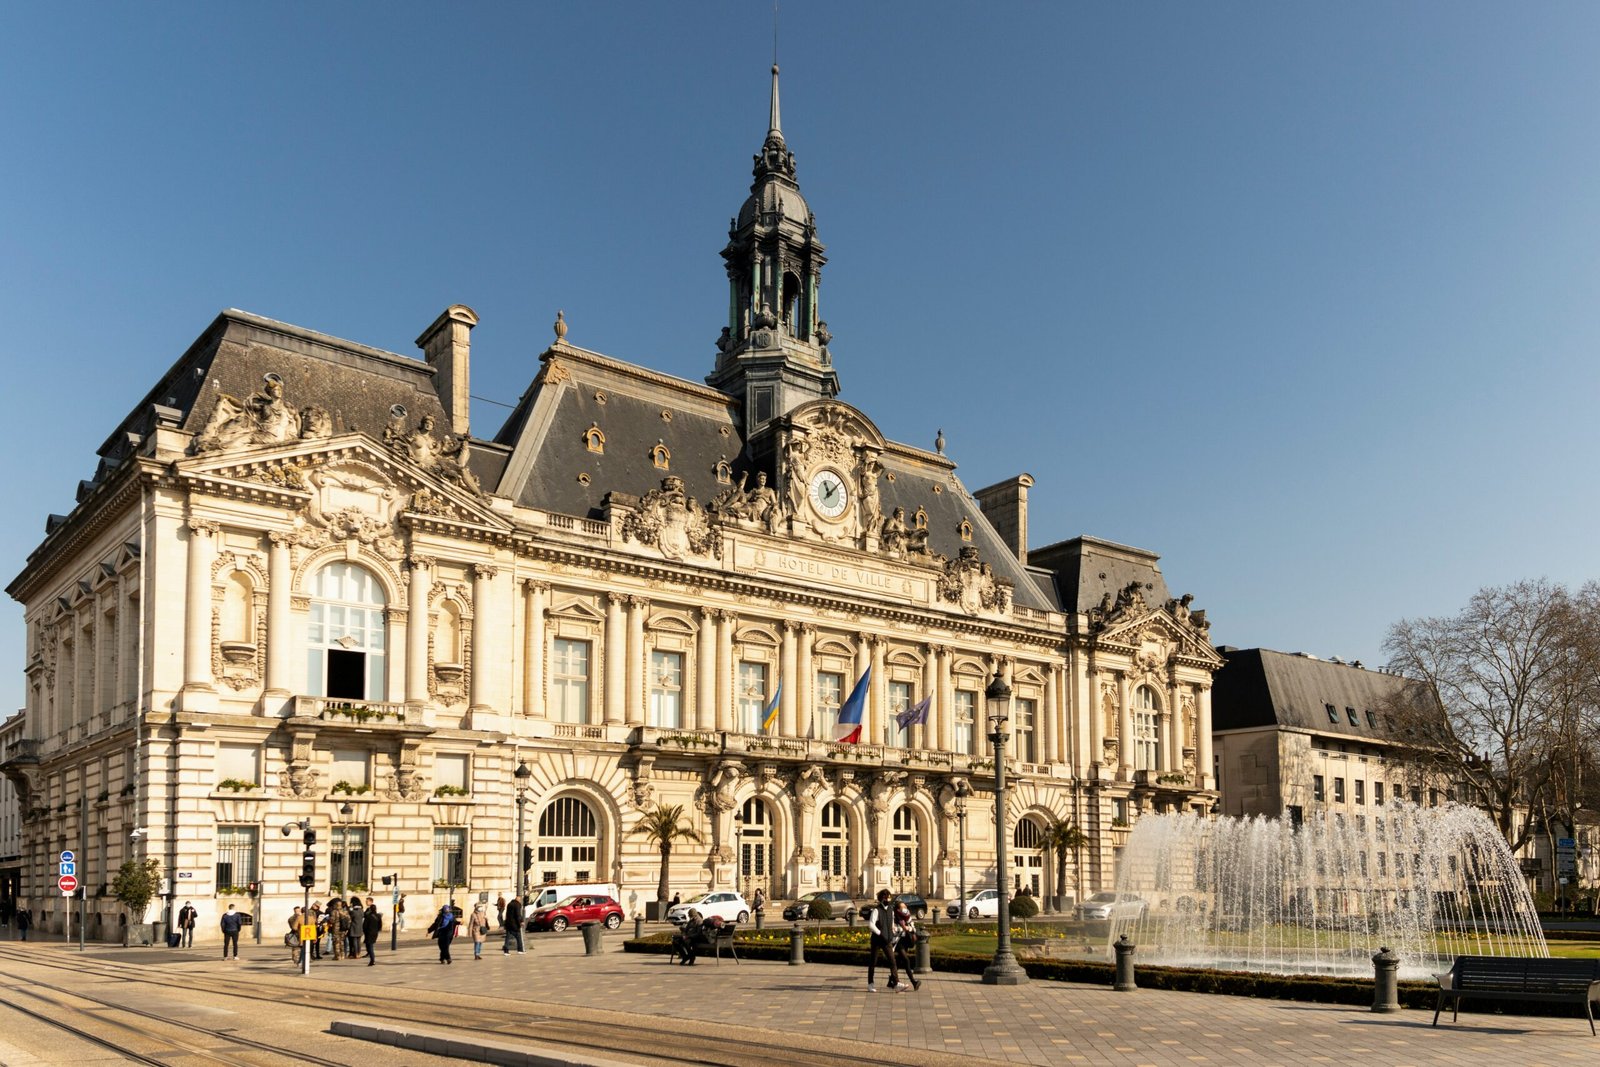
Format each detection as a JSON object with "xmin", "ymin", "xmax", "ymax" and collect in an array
[{"xmin": 5, "ymin": 2, "xmax": 1600, "ymax": 715}]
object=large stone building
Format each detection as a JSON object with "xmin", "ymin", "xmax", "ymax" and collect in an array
[{"xmin": 3, "ymin": 67, "xmax": 1220, "ymax": 939}]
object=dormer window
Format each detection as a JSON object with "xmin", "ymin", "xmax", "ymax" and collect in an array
[
  {"xmin": 958, "ymin": 518, "xmax": 973, "ymax": 542},
  {"xmin": 913, "ymin": 507, "xmax": 928, "ymax": 531},
  {"xmin": 583, "ymin": 423, "xmax": 605, "ymax": 454},
  {"xmin": 650, "ymin": 441, "xmax": 671, "ymax": 470},
  {"xmin": 714, "ymin": 458, "xmax": 732, "ymax": 485}
]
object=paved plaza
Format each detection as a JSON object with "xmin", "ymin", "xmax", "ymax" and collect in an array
[{"xmin": 10, "ymin": 927, "xmax": 1598, "ymax": 1066}]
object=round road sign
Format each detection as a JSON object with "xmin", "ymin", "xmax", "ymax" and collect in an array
[{"xmin": 58, "ymin": 874, "xmax": 78, "ymax": 894}]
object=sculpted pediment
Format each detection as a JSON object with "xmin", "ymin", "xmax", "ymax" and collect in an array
[
  {"xmin": 183, "ymin": 435, "xmax": 512, "ymax": 536},
  {"xmin": 1095, "ymin": 610, "xmax": 1221, "ymax": 667}
]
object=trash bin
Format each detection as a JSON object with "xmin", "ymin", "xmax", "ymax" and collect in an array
[
  {"xmin": 167, "ymin": 931, "xmax": 182, "ymax": 948},
  {"xmin": 580, "ymin": 922, "xmax": 604, "ymax": 956}
]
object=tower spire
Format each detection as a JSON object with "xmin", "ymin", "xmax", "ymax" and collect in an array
[{"xmin": 768, "ymin": 63, "xmax": 782, "ymax": 142}]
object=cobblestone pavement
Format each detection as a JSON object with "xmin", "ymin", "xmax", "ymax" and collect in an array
[{"xmin": 21, "ymin": 930, "xmax": 1600, "ymax": 1066}]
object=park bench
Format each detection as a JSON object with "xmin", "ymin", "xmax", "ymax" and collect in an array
[
  {"xmin": 668, "ymin": 922, "xmax": 740, "ymax": 965},
  {"xmin": 1433, "ymin": 955, "xmax": 1600, "ymax": 1033}
]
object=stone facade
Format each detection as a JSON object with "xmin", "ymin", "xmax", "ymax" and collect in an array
[{"xmin": 3, "ymin": 68, "xmax": 1220, "ymax": 939}]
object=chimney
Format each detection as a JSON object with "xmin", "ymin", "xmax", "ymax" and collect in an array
[
  {"xmin": 416, "ymin": 304, "xmax": 479, "ymax": 438},
  {"xmin": 972, "ymin": 473, "xmax": 1033, "ymax": 565}
]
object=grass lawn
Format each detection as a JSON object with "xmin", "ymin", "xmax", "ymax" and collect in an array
[{"xmin": 1544, "ymin": 940, "xmax": 1600, "ymax": 958}]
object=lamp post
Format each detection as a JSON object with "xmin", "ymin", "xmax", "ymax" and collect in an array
[
  {"xmin": 954, "ymin": 781, "xmax": 969, "ymax": 921},
  {"xmin": 982, "ymin": 671, "xmax": 1028, "ymax": 985},
  {"xmin": 381, "ymin": 871, "xmax": 399, "ymax": 952},
  {"xmin": 733, "ymin": 811, "xmax": 747, "ymax": 900},
  {"xmin": 514, "ymin": 760, "xmax": 532, "ymax": 899}
]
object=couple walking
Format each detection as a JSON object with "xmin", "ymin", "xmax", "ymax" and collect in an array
[{"xmin": 864, "ymin": 888, "xmax": 921, "ymax": 993}]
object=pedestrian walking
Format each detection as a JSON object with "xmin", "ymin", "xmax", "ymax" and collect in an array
[
  {"xmin": 347, "ymin": 895, "xmax": 365, "ymax": 959},
  {"xmin": 329, "ymin": 901, "xmax": 348, "ymax": 961},
  {"xmin": 177, "ymin": 901, "xmax": 198, "ymax": 948},
  {"xmin": 890, "ymin": 902, "xmax": 921, "ymax": 991},
  {"xmin": 16, "ymin": 904, "xmax": 31, "ymax": 941},
  {"xmin": 495, "ymin": 893, "xmax": 506, "ymax": 930},
  {"xmin": 863, "ymin": 889, "xmax": 899, "ymax": 992},
  {"xmin": 502, "ymin": 893, "xmax": 525, "ymax": 954},
  {"xmin": 468, "ymin": 903, "xmax": 490, "ymax": 960},
  {"xmin": 362, "ymin": 899, "xmax": 382, "ymax": 966},
  {"xmin": 396, "ymin": 894, "xmax": 406, "ymax": 932},
  {"xmin": 428, "ymin": 903, "xmax": 457, "ymax": 964},
  {"xmin": 219, "ymin": 903, "xmax": 243, "ymax": 960}
]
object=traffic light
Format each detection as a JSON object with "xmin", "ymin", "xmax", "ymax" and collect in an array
[
  {"xmin": 302, "ymin": 827, "xmax": 317, "ymax": 848},
  {"xmin": 299, "ymin": 849, "xmax": 316, "ymax": 888},
  {"xmin": 522, "ymin": 845, "xmax": 533, "ymax": 872}
]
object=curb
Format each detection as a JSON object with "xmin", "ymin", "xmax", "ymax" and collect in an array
[{"xmin": 331, "ymin": 1016, "xmax": 637, "ymax": 1067}]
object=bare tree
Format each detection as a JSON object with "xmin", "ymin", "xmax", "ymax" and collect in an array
[{"xmin": 1382, "ymin": 579, "xmax": 1586, "ymax": 854}]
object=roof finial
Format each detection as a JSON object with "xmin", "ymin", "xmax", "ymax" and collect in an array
[{"xmin": 769, "ymin": 1, "xmax": 782, "ymax": 139}]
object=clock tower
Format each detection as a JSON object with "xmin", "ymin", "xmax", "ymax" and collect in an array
[{"xmin": 706, "ymin": 64, "xmax": 839, "ymax": 431}]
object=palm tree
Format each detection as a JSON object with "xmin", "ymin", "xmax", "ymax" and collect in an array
[
  {"xmin": 631, "ymin": 803, "xmax": 704, "ymax": 907},
  {"xmin": 1041, "ymin": 818, "xmax": 1089, "ymax": 912}
]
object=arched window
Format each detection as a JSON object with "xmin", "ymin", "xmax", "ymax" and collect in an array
[
  {"xmin": 536, "ymin": 795, "xmax": 599, "ymax": 884},
  {"xmin": 891, "ymin": 807, "xmax": 920, "ymax": 893},
  {"xmin": 738, "ymin": 798, "xmax": 773, "ymax": 900},
  {"xmin": 584, "ymin": 423, "xmax": 605, "ymax": 453},
  {"xmin": 781, "ymin": 270, "xmax": 802, "ymax": 333},
  {"xmin": 820, "ymin": 801, "xmax": 850, "ymax": 891},
  {"xmin": 306, "ymin": 562, "xmax": 387, "ymax": 700},
  {"xmin": 1134, "ymin": 686, "xmax": 1160, "ymax": 771},
  {"xmin": 1013, "ymin": 817, "xmax": 1044, "ymax": 896}
]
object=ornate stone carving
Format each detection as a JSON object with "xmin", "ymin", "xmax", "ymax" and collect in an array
[
  {"xmin": 708, "ymin": 761, "xmax": 742, "ymax": 812},
  {"xmin": 383, "ymin": 413, "xmax": 484, "ymax": 497},
  {"xmin": 858, "ymin": 455, "xmax": 883, "ymax": 539},
  {"xmin": 250, "ymin": 462, "xmax": 309, "ymax": 490},
  {"xmin": 714, "ymin": 471, "xmax": 781, "ymax": 533},
  {"xmin": 299, "ymin": 406, "xmax": 333, "ymax": 440},
  {"xmin": 408, "ymin": 487, "xmax": 453, "ymax": 517},
  {"xmin": 937, "ymin": 547, "xmax": 1012, "ymax": 615},
  {"xmin": 621, "ymin": 476, "xmax": 723, "ymax": 560},
  {"xmin": 193, "ymin": 375, "xmax": 303, "ymax": 454},
  {"xmin": 1091, "ymin": 580, "xmax": 1150, "ymax": 632},
  {"xmin": 187, "ymin": 518, "xmax": 221, "ymax": 537},
  {"xmin": 291, "ymin": 466, "xmax": 407, "ymax": 559},
  {"xmin": 879, "ymin": 507, "xmax": 930, "ymax": 558}
]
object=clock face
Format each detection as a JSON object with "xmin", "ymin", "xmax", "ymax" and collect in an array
[{"xmin": 808, "ymin": 469, "xmax": 849, "ymax": 520}]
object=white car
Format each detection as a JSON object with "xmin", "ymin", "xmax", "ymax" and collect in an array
[
  {"xmin": 666, "ymin": 891, "xmax": 751, "ymax": 925},
  {"xmin": 947, "ymin": 888, "xmax": 1001, "ymax": 920},
  {"xmin": 1075, "ymin": 892, "xmax": 1146, "ymax": 922}
]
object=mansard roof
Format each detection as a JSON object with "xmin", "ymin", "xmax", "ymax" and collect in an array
[
  {"xmin": 1030, "ymin": 535, "xmax": 1174, "ymax": 616},
  {"xmin": 1212, "ymin": 647, "xmax": 1419, "ymax": 740}
]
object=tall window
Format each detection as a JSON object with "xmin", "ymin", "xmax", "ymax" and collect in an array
[
  {"xmin": 888, "ymin": 681, "xmax": 913, "ymax": 747},
  {"xmin": 954, "ymin": 690, "xmax": 976, "ymax": 755},
  {"xmin": 306, "ymin": 562, "xmax": 387, "ymax": 700},
  {"xmin": 1313, "ymin": 774, "xmax": 1325, "ymax": 802},
  {"xmin": 215, "ymin": 742, "xmax": 259, "ymax": 787},
  {"xmin": 1014, "ymin": 697, "xmax": 1037, "ymax": 763},
  {"xmin": 739, "ymin": 798, "xmax": 773, "ymax": 898},
  {"xmin": 551, "ymin": 639, "xmax": 591, "ymax": 723},
  {"xmin": 432, "ymin": 828, "xmax": 465, "ymax": 887},
  {"xmin": 434, "ymin": 753, "xmax": 469, "ymax": 793},
  {"xmin": 820, "ymin": 801, "xmax": 849, "ymax": 889},
  {"xmin": 815, "ymin": 671, "xmax": 843, "ymax": 740},
  {"xmin": 737, "ymin": 661, "xmax": 769, "ymax": 734},
  {"xmin": 215, "ymin": 825, "xmax": 257, "ymax": 891},
  {"xmin": 331, "ymin": 826, "xmax": 368, "ymax": 891},
  {"xmin": 891, "ymin": 807, "xmax": 919, "ymax": 891},
  {"xmin": 1133, "ymin": 687, "xmax": 1159, "ymax": 771},
  {"xmin": 649, "ymin": 650, "xmax": 684, "ymax": 728}
]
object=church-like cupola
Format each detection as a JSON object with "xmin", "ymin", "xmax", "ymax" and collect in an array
[{"xmin": 707, "ymin": 64, "xmax": 839, "ymax": 429}]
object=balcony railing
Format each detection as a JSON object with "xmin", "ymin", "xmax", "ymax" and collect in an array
[{"xmin": 293, "ymin": 696, "xmax": 420, "ymax": 726}]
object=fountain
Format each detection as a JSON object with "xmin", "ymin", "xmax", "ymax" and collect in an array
[{"xmin": 1108, "ymin": 802, "xmax": 1547, "ymax": 980}]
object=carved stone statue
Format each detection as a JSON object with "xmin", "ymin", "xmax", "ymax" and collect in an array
[
  {"xmin": 622, "ymin": 476, "xmax": 722, "ymax": 561},
  {"xmin": 744, "ymin": 471, "xmax": 780, "ymax": 532},
  {"xmin": 194, "ymin": 376, "xmax": 302, "ymax": 453},
  {"xmin": 859, "ymin": 456, "xmax": 883, "ymax": 537},
  {"xmin": 385, "ymin": 414, "xmax": 483, "ymax": 497},
  {"xmin": 783, "ymin": 434, "xmax": 810, "ymax": 515}
]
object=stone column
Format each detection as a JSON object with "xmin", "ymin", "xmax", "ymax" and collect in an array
[
  {"xmin": 1087, "ymin": 667, "xmax": 1104, "ymax": 771},
  {"xmin": 1117, "ymin": 671, "xmax": 1133, "ymax": 779},
  {"xmin": 264, "ymin": 532, "xmax": 293, "ymax": 697},
  {"xmin": 604, "ymin": 592, "xmax": 626, "ymax": 725},
  {"xmin": 918, "ymin": 646, "xmax": 937, "ymax": 750},
  {"xmin": 522, "ymin": 581, "xmax": 548, "ymax": 717},
  {"xmin": 1197, "ymin": 684, "xmax": 1215, "ymax": 789},
  {"xmin": 1171, "ymin": 683, "xmax": 1188, "ymax": 779},
  {"xmin": 779, "ymin": 622, "xmax": 798, "ymax": 737},
  {"xmin": 180, "ymin": 519, "xmax": 218, "ymax": 704},
  {"xmin": 1042, "ymin": 667, "xmax": 1057, "ymax": 766},
  {"xmin": 695, "ymin": 608, "xmax": 718, "ymax": 731},
  {"xmin": 797, "ymin": 624, "xmax": 816, "ymax": 740},
  {"xmin": 625, "ymin": 596, "xmax": 647, "ymax": 725},
  {"xmin": 716, "ymin": 612, "xmax": 736, "ymax": 732},
  {"xmin": 405, "ymin": 556, "xmax": 433, "ymax": 706},
  {"xmin": 469, "ymin": 564, "xmax": 496, "ymax": 711},
  {"xmin": 1163, "ymin": 678, "xmax": 1181, "ymax": 774},
  {"xmin": 854, "ymin": 639, "xmax": 871, "ymax": 742},
  {"xmin": 869, "ymin": 637, "xmax": 886, "ymax": 746}
]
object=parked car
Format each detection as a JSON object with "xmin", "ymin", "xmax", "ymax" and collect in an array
[
  {"xmin": 526, "ymin": 894, "xmax": 625, "ymax": 932},
  {"xmin": 892, "ymin": 893, "xmax": 930, "ymax": 920},
  {"xmin": 947, "ymin": 888, "xmax": 1001, "ymax": 920},
  {"xmin": 782, "ymin": 891, "xmax": 858, "ymax": 921},
  {"xmin": 1075, "ymin": 892, "xmax": 1146, "ymax": 922},
  {"xmin": 524, "ymin": 880, "xmax": 620, "ymax": 911},
  {"xmin": 666, "ymin": 891, "xmax": 751, "ymax": 925}
]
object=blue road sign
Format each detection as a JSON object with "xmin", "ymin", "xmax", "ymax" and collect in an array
[
  {"xmin": 60, "ymin": 850, "xmax": 75, "ymax": 863},
  {"xmin": 59, "ymin": 861, "xmax": 75, "ymax": 876}
]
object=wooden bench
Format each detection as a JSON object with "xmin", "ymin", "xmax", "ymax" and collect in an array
[{"xmin": 1433, "ymin": 956, "xmax": 1600, "ymax": 1033}]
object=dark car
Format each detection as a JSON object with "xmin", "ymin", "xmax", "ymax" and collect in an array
[
  {"xmin": 526, "ymin": 894, "xmax": 624, "ymax": 932},
  {"xmin": 892, "ymin": 893, "xmax": 930, "ymax": 920},
  {"xmin": 782, "ymin": 891, "xmax": 857, "ymax": 921}
]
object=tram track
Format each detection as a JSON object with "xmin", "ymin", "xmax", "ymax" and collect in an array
[{"xmin": 0, "ymin": 945, "xmax": 958, "ymax": 1067}]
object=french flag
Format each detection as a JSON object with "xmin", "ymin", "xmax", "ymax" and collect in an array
[{"xmin": 834, "ymin": 667, "xmax": 871, "ymax": 743}]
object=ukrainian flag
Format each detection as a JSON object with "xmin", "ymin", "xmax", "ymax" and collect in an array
[{"xmin": 761, "ymin": 680, "xmax": 783, "ymax": 733}]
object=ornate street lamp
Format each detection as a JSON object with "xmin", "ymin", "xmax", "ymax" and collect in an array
[
  {"xmin": 955, "ymin": 780, "xmax": 969, "ymax": 922},
  {"xmin": 514, "ymin": 760, "xmax": 533, "ymax": 899},
  {"xmin": 982, "ymin": 671, "xmax": 1028, "ymax": 986}
]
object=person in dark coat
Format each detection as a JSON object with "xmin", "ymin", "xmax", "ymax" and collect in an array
[
  {"xmin": 347, "ymin": 896, "xmax": 365, "ymax": 959},
  {"xmin": 16, "ymin": 905, "xmax": 32, "ymax": 941},
  {"xmin": 219, "ymin": 903, "xmax": 243, "ymax": 959},
  {"xmin": 428, "ymin": 903, "xmax": 457, "ymax": 964},
  {"xmin": 503, "ymin": 893, "xmax": 525, "ymax": 954},
  {"xmin": 362, "ymin": 898, "xmax": 382, "ymax": 965},
  {"xmin": 177, "ymin": 901, "xmax": 198, "ymax": 947}
]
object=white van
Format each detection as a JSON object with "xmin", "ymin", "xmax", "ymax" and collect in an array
[{"xmin": 524, "ymin": 881, "xmax": 620, "ymax": 912}]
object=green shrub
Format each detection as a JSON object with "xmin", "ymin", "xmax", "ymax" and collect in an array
[
  {"xmin": 1009, "ymin": 894, "xmax": 1040, "ymax": 919},
  {"xmin": 808, "ymin": 898, "xmax": 833, "ymax": 922}
]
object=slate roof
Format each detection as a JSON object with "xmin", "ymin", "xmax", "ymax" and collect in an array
[
  {"xmin": 1029, "ymin": 535, "xmax": 1174, "ymax": 616},
  {"xmin": 1212, "ymin": 647, "xmax": 1418, "ymax": 740}
]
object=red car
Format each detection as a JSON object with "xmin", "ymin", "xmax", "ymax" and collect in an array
[{"xmin": 526, "ymin": 894, "xmax": 624, "ymax": 932}]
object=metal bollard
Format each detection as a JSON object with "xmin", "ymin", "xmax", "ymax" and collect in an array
[
  {"xmin": 634, "ymin": 915, "xmax": 644, "ymax": 940},
  {"xmin": 580, "ymin": 922, "xmax": 604, "ymax": 956},
  {"xmin": 847, "ymin": 910, "xmax": 857, "ymax": 929},
  {"xmin": 756, "ymin": 909, "xmax": 764, "ymax": 931},
  {"xmin": 1371, "ymin": 947, "xmax": 1400, "ymax": 1013},
  {"xmin": 915, "ymin": 929, "xmax": 931, "ymax": 975},
  {"xmin": 1113, "ymin": 934, "xmax": 1137, "ymax": 991},
  {"xmin": 789, "ymin": 922, "xmax": 805, "ymax": 966}
]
